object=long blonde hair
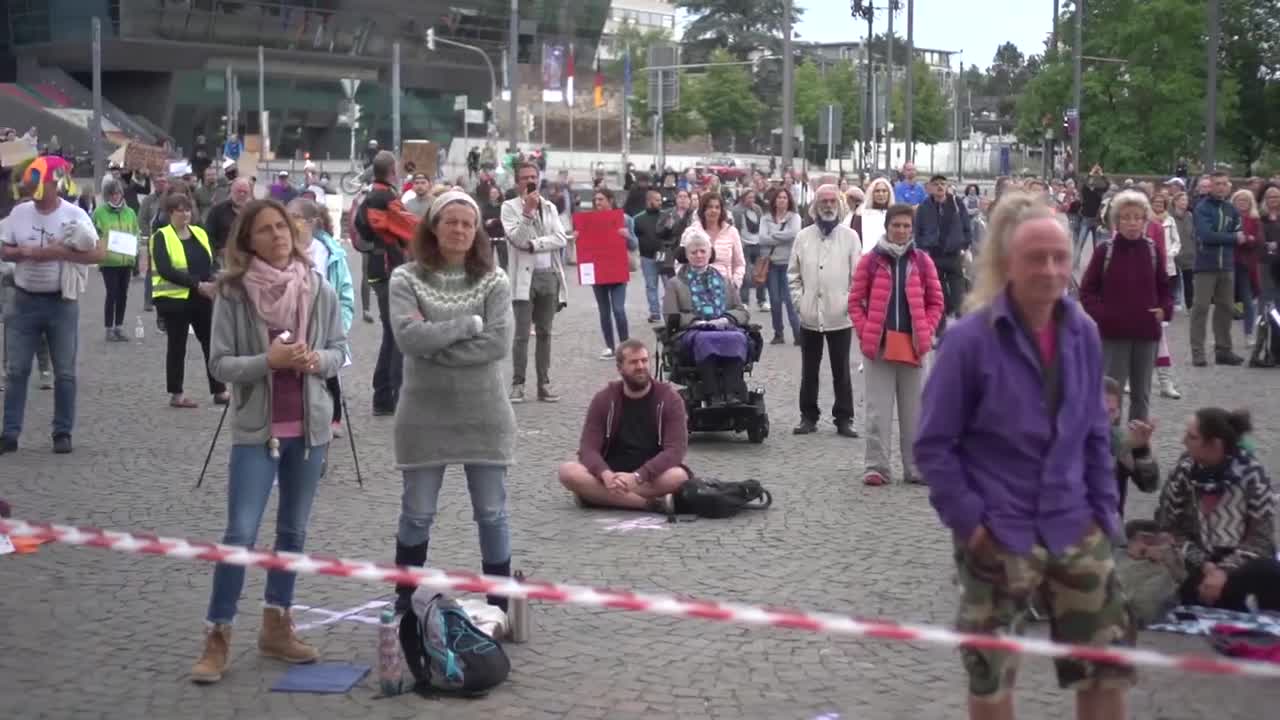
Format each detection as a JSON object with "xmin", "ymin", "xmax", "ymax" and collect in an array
[{"xmin": 964, "ymin": 191, "xmax": 1067, "ymax": 314}]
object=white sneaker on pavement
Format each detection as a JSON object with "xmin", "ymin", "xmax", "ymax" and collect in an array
[{"xmin": 598, "ymin": 348, "xmax": 615, "ymax": 360}]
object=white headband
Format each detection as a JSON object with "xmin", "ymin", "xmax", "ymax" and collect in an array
[{"xmin": 427, "ymin": 190, "xmax": 480, "ymax": 223}]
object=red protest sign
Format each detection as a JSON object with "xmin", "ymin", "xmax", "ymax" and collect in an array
[{"xmin": 574, "ymin": 209, "xmax": 630, "ymax": 285}]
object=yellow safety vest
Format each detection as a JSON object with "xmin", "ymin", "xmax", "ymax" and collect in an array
[{"xmin": 151, "ymin": 225, "xmax": 213, "ymax": 300}]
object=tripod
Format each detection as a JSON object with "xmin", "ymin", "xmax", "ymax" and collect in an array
[{"xmin": 195, "ymin": 375, "xmax": 365, "ymax": 488}]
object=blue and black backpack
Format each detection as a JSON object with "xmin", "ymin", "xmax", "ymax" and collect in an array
[{"xmin": 398, "ymin": 591, "xmax": 511, "ymax": 698}]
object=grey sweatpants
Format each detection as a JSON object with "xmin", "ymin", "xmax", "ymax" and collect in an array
[
  {"xmin": 863, "ymin": 357, "xmax": 924, "ymax": 481},
  {"xmin": 1102, "ymin": 339, "xmax": 1159, "ymax": 422}
]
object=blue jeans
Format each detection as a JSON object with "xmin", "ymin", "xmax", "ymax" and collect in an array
[
  {"xmin": 206, "ymin": 439, "xmax": 327, "ymax": 623},
  {"xmin": 3, "ymin": 290, "xmax": 79, "ymax": 439},
  {"xmin": 592, "ymin": 283, "xmax": 629, "ymax": 350},
  {"xmin": 640, "ymin": 257, "xmax": 664, "ymax": 319},
  {"xmin": 740, "ymin": 245, "xmax": 768, "ymax": 306},
  {"xmin": 397, "ymin": 464, "xmax": 510, "ymax": 564},
  {"xmin": 765, "ymin": 264, "xmax": 800, "ymax": 338},
  {"xmin": 1237, "ymin": 268, "xmax": 1257, "ymax": 337}
]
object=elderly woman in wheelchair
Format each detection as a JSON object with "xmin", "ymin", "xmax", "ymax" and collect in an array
[{"xmin": 661, "ymin": 235, "xmax": 753, "ymax": 406}]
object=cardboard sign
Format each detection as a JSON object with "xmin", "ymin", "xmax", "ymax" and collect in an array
[
  {"xmin": 401, "ymin": 140, "xmax": 437, "ymax": 178},
  {"xmin": 574, "ymin": 209, "xmax": 629, "ymax": 285},
  {"xmin": 0, "ymin": 140, "xmax": 37, "ymax": 169},
  {"xmin": 122, "ymin": 142, "xmax": 169, "ymax": 176}
]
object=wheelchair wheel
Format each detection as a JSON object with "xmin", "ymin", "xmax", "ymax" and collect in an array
[{"xmin": 747, "ymin": 416, "xmax": 768, "ymax": 444}]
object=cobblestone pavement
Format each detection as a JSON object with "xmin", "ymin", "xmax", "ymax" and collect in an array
[{"xmin": 1, "ymin": 265, "xmax": 1277, "ymax": 720}]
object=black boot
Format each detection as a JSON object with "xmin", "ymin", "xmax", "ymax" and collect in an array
[
  {"xmin": 393, "ymin": 540, "xmax": 428, "ymax": 614},
  {"xmin": 482, "ymin": 559, "xmax": 511, "ymax": 613}
]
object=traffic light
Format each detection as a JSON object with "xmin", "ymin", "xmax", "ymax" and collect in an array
[
  {"xmin": 338, "ymin": 101, "xmax": 362, "ymax": 128},
  {"xmin": 426, "ymin": 27, "xmax": 436, "ymax": 51}
]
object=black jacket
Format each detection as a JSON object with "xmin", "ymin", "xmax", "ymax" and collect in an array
[
  {"xmin": 633, "ymin": 208, "xmax": 665, "ymax": 258},
  {"xmin": 205, "ymin": 200, "xmax": 239, "ymax": 256}
]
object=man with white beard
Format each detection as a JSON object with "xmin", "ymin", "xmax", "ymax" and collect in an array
[{"xmin": 787, "ymin": 184, "xmax": 863, "ymax": 438}]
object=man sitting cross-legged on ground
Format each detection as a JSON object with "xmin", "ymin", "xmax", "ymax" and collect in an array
[{"xmin": 559, "ymin": 338, "xmax": 690, "ymax": 513}]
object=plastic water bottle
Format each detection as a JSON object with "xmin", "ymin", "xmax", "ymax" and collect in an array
[
  {"xmin": 134, "ymin": 316, "xmax": 145, "ymax": 340},
  {"xmin": 377, "ymin": 609, "xmax": 402, "ymax": 696}
]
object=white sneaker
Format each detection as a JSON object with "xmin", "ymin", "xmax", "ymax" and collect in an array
[
  {"xmin": 598, "ymin": 348, "xmax": 614, "ymax": 360},
  {"xmin": 1124, "ymin": 381, "xmax": 1130, "ymax": 394},
  {"xmin": 1160, "ymin": 379, "xmax": 1182, "ymax": 399},
  {"xmin": 759, "ymin": 301, "xmax": 771, "ymax": 312}
]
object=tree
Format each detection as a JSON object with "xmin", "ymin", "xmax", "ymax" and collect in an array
[
  {"xmin": 604, "ymin": 24, "xmax": 705, "ymax": 142},
  {"xmin": 1015, "ymin": 0, "xmax": 1240, "ymax": 173},
  {"xmin": 693, "ymin": 49, "xmax": 765, "ymax": 151},
  {"xmin": 891, "ymin": 60, "xmax": 948, "ymax": 145},
  {"xmin": 824, "ymin": 60, "xmax": 863, "ymax": 149},
  {"xmin": 793, "ymin": 62, "xmax": 830, "ymax": 149},
  {"xmin": 1222, "ymin": 0, "xmax": 1280, "ymax": 173},
  {"xmin": 676, "ymin": 0, "xmax": 802, "ymax": 62}
]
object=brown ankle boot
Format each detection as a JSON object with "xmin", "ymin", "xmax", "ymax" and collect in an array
[
  {"xmin": 190, "ymin": 624, "xmax": 232, "ymax": 684},
  {"xmin": 258, "ymin": 606, "xmax": 319, "ymax": 664}
]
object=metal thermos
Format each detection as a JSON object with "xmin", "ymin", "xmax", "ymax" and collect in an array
[{"xmin": 508, "ymin": 569, "xmax": 529, "ymax": 643}]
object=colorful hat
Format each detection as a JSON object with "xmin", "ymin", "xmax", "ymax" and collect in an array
[{"xmin": 20, "ymin": 156, "xmax": 75, "ymax": 200}]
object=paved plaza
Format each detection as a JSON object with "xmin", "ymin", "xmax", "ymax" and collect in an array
[{"xmin": 1, "ymin": 267, "xmax": 1277, "ymax": 720}]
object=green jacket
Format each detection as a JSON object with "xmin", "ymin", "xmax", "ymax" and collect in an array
[{"xmin": 92, "ymin": 203, "xmax": 141, "ymax": 268}]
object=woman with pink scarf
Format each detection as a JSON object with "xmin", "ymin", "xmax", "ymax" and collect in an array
[{"xmin": 190, "ymin": 199, "xmax": 347, "ymax": 685}]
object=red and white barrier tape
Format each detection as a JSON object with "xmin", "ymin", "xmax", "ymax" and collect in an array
[{"xmin": 3, "ymin": 517, "xmax": 1279, "ymax": 679}]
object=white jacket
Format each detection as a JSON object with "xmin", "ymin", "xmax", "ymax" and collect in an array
[
  {"xmin": 787, "ymin": 223, "xmax": 861, "ymax": 332},
  {"xmin": 500, "ymin": 196, "xmax": 569, "ymax": 305},
  {"xmin": 1156, "ymin": 214, "xmax": 1179, "ymax": 277}
]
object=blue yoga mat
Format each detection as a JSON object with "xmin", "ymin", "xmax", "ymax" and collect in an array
[{"xmin": 271, "ymin": 662, "xmax": 371, "ymax": 694}]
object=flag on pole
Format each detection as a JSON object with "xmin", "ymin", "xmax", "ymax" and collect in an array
[
  {"xmin": 623, "ymin": 46, "xmax": 631, "ymax": 98},
  {"xmin": 565, "ymin": 44, "xmax": 575, "ymax": 107},
  {"xmin": 593, "ymin": 51, "xmax": 605, "ymax": 109}
]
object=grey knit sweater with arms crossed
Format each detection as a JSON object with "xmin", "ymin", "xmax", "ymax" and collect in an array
[{"xmin": 388, "ymin": 262, "xmax": 516, "ymax": 469}]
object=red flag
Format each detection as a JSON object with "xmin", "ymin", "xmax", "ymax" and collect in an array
[{"xmin": 593, "ymin": 51, "xmax": 604, "ymax": 108}]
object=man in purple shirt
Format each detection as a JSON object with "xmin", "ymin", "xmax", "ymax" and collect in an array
[{"xmin": 915, "ymin": 192, "xmax": 1134, "ymax": 720}]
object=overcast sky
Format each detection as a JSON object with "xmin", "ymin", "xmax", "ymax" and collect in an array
[{"xmin": 794, "ymin": 0, "xmax": 1055, "ymax": 71}]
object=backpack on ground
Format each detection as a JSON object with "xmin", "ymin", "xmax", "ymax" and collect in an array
[
  {"xmin": 672, "ymin": 475, "xmax": 773, "ymax": 519},
  {"xmin": 398, "ymin": 591, "xmax": 510, "ymax": 698},
  {"xmin": 1249, "ymin": 302, "xmax": 1280, "ymax": 368}
]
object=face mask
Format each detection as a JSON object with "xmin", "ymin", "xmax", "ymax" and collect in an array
[{"xmin": 108, "ymin": 198, "xmax": 125, "ymax": 210}]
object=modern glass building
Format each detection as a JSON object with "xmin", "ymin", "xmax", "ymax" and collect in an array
[{"xmin": 3, "ymin": 0, "xmax": 609, "ymax": 159}]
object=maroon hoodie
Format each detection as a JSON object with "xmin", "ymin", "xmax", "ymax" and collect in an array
[
  {"xmin": 577, "ymin": 380, "xmax": 688, "ymax": 483},
  {"xmin": 1079, "ymin": 228, "xmax": 1172, "ymax": 342}
]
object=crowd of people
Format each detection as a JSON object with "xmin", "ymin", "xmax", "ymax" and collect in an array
[{"xmin": 1, "ymin": 141, "xmax": 1277, "ymax": 719}]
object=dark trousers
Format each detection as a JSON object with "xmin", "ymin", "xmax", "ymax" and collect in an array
[
  {"xmin": 1180, "ymin": 268, "xmax": 1195, "ymax": 310},
  {"xmin": 591, "ymin": 282, "xmax": 629, "ymax": 350},
  {"xmin": 698, "ymin": 357, "xmax": 747, "ymax": 401},
  {"xmin": 799, "ymin": 327, "xmax": 853, "ymax": 423},
  {"xmin": 360, "ymin": 252, "xmax": 372, "ymax": 316},
  {"xmin": 157, "ymin": 298, "xmax": 223, "ymax": 396},
  {"xmin": 931, "ymin": 251, "xmax": 966, "ymax": 334},
  {"xmin": 326, "ymin": 376, "xmax": 342, "ymax": 423},
  {"xmin": 371, "ymin": 280, "xmax": 403, "ymax": 411},
  {"xmin": 100, "ymin": 266, "xmax": 131, "ymax": 328}
]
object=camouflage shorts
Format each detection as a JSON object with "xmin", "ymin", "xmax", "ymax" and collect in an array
[{"xmin": 954, "ymin": 526, "xmax": 1137, "ymax": 701}]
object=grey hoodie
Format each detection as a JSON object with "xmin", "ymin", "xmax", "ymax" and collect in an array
[{"xmin": 209, "ymin": 268, "xmax": 347, "ymax": 448}]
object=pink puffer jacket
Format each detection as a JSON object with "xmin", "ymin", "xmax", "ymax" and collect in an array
[{"xmin": 848, "ymin": 247, "xmax": 944, "ymax": 359}]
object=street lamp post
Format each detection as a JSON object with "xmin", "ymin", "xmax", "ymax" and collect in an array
[
  {"xmin": 781, "ymin": 0, "xmax": 795, "ymax": 171},
  {"xmin": 1205, "ymin": 0, "xmax": 1219, "ymax": 171},
  {"xmin": 1070, "ymin": 0, "xmax": 1083, "ymax": 177},
  {"xmin": 901, "ymin": 0, "xmax": 911, "ymax": 162}
]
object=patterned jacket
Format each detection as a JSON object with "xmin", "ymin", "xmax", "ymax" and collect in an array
[{"xmin": 1156, "ymin": 451, "xmax": 1275, "ymax": 573}]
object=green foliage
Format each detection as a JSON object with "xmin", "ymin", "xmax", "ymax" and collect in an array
[
  {"xmin": 695, "ymin": 49, "xmax": 765, "ymax": 150},
  {"xmin": 891, "ymin": 60, "xmax": 948, "ymax": 145},
  {"xmin": 1015, "ymin": 0, "xmax": 1245, "ymax": 173},
  {"xmin": 793, "ymin": 62, "xmax": 830, "ymax": 147},
  {"xmin": 605, "ymin": 25, "xmax": 705, "ymax": 142},
  {"xmin": 824, "ymin": 60, "xmax": 863, "ymax": 145},
  {"xmin": 1222, "ymin": 0, "xmax": 1280, "ymax": 173},
  {"xmin": 676, "ymin": 0, "xmax": 801, "ymax": 62}
]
